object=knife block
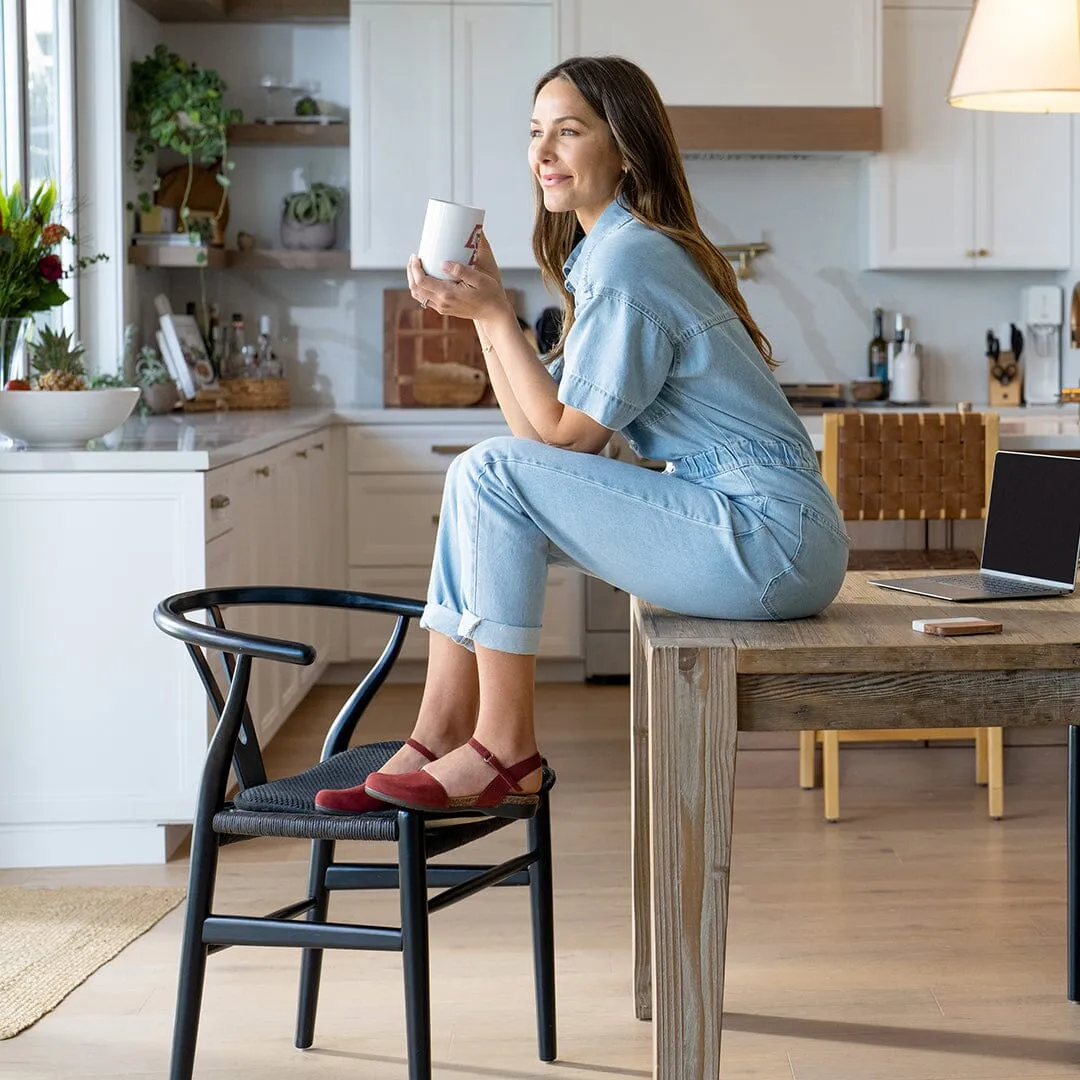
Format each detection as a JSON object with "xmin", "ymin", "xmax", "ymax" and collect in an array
[{"xmin": 988, "ymin": 351, "xmax": 1022, "ymax": 406}]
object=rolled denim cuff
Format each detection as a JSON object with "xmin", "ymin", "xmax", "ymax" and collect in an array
[{"xmin": 420, "ymin": 602, "xmax": 541, "ymax": 655}]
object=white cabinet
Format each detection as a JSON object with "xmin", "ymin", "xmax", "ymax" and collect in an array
[
  {"xmin": 346, "ymin": 419, "xmax": 584, "ymax": 663},
  {"xmin": 567, "ymin": 0, "xmax": 879, "ymax": 107},
  {"xmin": 866, "ymin": 6, "xmax": 1071, "ymax": 270},
  {"xmin": 349, "ymin": 0, "xmax": 554, "ymax": 270},
  {"xmin": 0, "ymin": 424, "xmax": 343, "ymax": 869}
]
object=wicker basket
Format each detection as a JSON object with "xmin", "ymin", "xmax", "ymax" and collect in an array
[{"xmin": 220, "ymin": 377, "xmax": 291, "ymax": 410}]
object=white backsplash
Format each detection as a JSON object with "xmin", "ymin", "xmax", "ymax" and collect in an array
[{"xmin": 140, "ymin": 16, "xmax": 1072, "ymax": 409}]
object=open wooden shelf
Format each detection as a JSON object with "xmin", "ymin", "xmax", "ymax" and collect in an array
[
  {"xmin": 229, "ymin": 122, "xmax": 348, "ymax": 147},
  {"xmin": 127, "ymin": 244, "xmax": 227, "ymax": 269},
  {"xmin": 129, "ymin": 246, "xmax": 350, "ymax": 271},
  {"xmin": 227, "ymin": 249, "xmax": 350, "ymax": 270},
  {"xmin": 130, "ymin": 0, "xmax": 346, "ymax": 21}
]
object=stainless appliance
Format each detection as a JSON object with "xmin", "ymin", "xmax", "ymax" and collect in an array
[{"xmin": 1022, "ymin": 284, "xmax": 1063, "ymax": 405}]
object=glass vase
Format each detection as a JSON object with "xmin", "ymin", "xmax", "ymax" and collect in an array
[{"xmin": 0, "ymin": 318, "xmax": 31, "ymax": 388}]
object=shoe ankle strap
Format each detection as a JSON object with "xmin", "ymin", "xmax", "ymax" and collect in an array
[
  {"xmin": 406, "ymin": 737, "xmax": 437, "ymax": 762},
  {"xmin": 468, "ymin": 737, "xmax": 542, "ymax": 791}
]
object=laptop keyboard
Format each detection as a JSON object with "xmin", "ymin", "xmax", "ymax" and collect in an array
[{"xmin": 920, "ymin": 573, "xmax": 1061, "ymax": 596}]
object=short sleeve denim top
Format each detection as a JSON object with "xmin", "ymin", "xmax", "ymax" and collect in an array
[{"xmin": 548, "ymin": 199, "xmax": 817, "ymax": 472}]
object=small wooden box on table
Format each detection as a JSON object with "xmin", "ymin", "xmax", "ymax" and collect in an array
[{"xmin": 629, "ymin": 573, "xmax": 1080, "ymax": 1080}]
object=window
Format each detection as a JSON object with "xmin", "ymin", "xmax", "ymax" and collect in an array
[{"xmin": 1, "ymin": 0, "xmax": 76, "ymax": 330}]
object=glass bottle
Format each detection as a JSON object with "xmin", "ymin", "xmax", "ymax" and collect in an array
[
  {"xmin": 256, "ymin": 315, "xmax": 283, "ymax": 378},
  {"xmin": 226, "ymin": 313, "xmax": 247, "ymax": 378},
  {"xmin": 868, "ymin": 306, "xmax": 888, "ymax": 386}
]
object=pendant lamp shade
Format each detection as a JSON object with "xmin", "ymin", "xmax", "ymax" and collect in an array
[{"xmin": 948, "ymin": 0, "xmax": 1080, "ymax": 111}]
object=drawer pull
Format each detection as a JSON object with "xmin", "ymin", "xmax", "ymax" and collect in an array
[
  {"xmin": 431, "ymin": 444, "xmax": 471, "ymax": 456},
  {"xmin": 964, "ymin": 248, "xmax": 976, "ymax": 258},
  {"xmin": 431, "ymin": 513, "xmax": 441, "ymax": 526},
  {"xmin": 314, "ymin": 441, "xmax": 325, "ymax": 451},
  {"xmin": 209, "ymin": 494, "xmax": 231, "ymax": 510},
  {"xmin": 254, "ymin": 465, "xmax": 271, "ymax": 478},
  {"xmin": 977, "ymin": 248, "xmax": 990, "ymax": 257},
  {"xmin": 295, "ymin": 449, "xmax": 309, "ymax": 458}
]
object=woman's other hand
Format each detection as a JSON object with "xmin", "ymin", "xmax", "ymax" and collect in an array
[{"xmin": 473, "ymin": 232, "xmax": 503, "ymax": 289}]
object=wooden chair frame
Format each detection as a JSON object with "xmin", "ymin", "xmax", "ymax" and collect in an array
[{"xmin": 801, "ymin": 411, "xmax": 1003, "ymax": 821}]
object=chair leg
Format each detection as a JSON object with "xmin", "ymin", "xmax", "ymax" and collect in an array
[
  {"xmin": 798, "ymin": 731, "xmax": 817, "ymax": 788},
  {"xmin": 987, "ymin": 727, "xmax": 1004, "ymax": 820},
  {"xmin": 528, "ymin": 793, "xmax": 557, "ymax": 1063},
  {"xmin": 295, "ymin": 838, "xmax": 335, "ymax": 1049},
  {"xmin": 399, "ymin": 811, "xmax": 432, "ymax": 1080},
  {"xmin": 822, "ymin": 731, "xmax": 840, "ymax": 822},
  {"xmin": 169, "ymin": 822, "xmax": 220, "ymax": 1080},
  {"xmin": 975, "ymin": 728, "xmax": 989, "ymax": 786}
]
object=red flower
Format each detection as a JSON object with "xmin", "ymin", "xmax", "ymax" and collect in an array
[{"xmin": 38, "ymin": 254, "xmax": 62, "ymax": 282}]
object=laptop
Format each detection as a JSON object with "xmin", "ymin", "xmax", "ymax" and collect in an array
[{"xmin": 868, "ymin": 450, "xmax": 1080, "ymax": 602}]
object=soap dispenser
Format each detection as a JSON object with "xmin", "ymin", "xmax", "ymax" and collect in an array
[{"xmin": 889, "ymin": 329, "xmax": 922, "ymax": 404}]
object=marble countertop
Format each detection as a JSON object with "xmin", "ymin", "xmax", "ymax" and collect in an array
[{"xmin": 1, "ymin": 402, "xmax": 1079, "ymax": 472}]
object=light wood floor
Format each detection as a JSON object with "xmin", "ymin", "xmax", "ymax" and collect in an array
[{"xmin": 2, "ymin": 682, "xmax": 1079, "ymax": 1079}]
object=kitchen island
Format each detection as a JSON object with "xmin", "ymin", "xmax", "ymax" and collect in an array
[{"xmin": 3, "ymin": 401, "xmax": 1079, "ymax": 869}]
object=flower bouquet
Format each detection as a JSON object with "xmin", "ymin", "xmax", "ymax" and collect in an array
[{"xmin": 0, "ymin": 177, "xmax": 106, "ymax": 388}]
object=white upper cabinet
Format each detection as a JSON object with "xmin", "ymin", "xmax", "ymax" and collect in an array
[
  {"xmin": 350, "ymin": 1, "xmax": 554, "ymax": 270},
  {"xmin": 567, "ymin": 0, "xmax": 880, "ymax": 107},
  {"xmin": 452, "ymin": 4, "xmax": 553, "ymax": 267},
  {"xmin": 350, "ymin": 4, "xmax": 453, "ymax": 268},
  {"xmin": 866, "ymin": 7, "xmax": 1071, "ymax": 270}
]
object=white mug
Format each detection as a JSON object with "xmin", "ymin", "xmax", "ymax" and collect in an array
[{"xmin": 418, "ymin": 198, "xmax": 485, "ymax": 281}]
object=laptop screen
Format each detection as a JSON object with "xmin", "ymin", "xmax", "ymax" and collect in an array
[{"xmin": 981, "ymin": 451, "xmax": 1080, "ymax": 585}]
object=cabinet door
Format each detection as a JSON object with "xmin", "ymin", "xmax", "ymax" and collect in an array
[
  {"xmin": 348, "ymin": 472, "xmax": 445, "ymax": 566},
  {"xmin": 452, "ymin": 4, "xmax": 554, "ymax": 268},
  {"xmin": 350, "ymin": 2, "xmax": 453, "ymax": 268},
  {"xmin": 975, "ymin": 112, "xmax": 1072, "ymax": 270},
  {"xmin": 572, "ymin": 0, "xmax": 878, "ymax": 107},
  {"xmin": 865, "ymin": 7, "xmax": 975, "ymax": 269}
]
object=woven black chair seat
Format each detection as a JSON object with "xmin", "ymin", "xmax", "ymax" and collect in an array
[{"xmin": 216, "ymin": 740, "xmax": 556, "ymax": 852}]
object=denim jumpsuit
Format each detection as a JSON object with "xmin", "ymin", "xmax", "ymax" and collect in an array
[{"xmin": 419, "ymin": 199, "xmax": 849, "ymax": 655}]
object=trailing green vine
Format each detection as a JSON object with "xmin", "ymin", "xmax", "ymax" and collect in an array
[{"xmin": 126, "ymin": 43, "xmax": 242, "ymax": 228}]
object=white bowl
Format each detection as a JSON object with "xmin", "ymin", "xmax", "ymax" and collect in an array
[{"xmin": 0, "ymin": 387, "xmax": 141, "ymax": 448}]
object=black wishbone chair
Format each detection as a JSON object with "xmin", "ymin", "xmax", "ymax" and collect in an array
[{"xmin": 153, "ymin": 586, "xmax": 557, "ymax": 1080}]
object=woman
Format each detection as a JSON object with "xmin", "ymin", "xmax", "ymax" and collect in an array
[{"xmin": 316, "ymin": 55, "xmax": 848, "ymax": 818}]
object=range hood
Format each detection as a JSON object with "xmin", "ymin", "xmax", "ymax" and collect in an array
[{"xmin": 665, "ymin": 106, "xmax": 882, "ymax": 154}]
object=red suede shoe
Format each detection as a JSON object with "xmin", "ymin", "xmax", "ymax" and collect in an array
[
  {"xmin": 363, "ymin": 737, "xmax": 543, "ymax": 819},
  {"xmin": 314, "ymin": 738, "xmax": 436, "ymax": 813}
]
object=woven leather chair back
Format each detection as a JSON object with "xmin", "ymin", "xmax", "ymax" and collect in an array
[{"xmin": 821, "ymin": 411, "xmax": 1000, "ymax": 522}]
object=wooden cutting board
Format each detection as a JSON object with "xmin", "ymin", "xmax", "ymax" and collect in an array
[{"xmin": 383, "ymin": 288, "xmax": 522, "ymax": 408}]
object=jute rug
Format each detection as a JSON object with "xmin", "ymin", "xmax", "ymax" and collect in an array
[{"xmin": 0, "ymin": 884, "xmax": 186, "ymax": 1039}]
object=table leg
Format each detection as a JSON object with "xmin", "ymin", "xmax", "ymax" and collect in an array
[
  {"xmin": 630, "ymin": 606, "xmax": 652, "ymax": 1021},
  {"xmin": 1069, "ymin": 724, "xmax": 1079, "ymax": 1003},
  {"xmin": 648, "ymin": 642, "xmax": 738, "ymax": 1080}
]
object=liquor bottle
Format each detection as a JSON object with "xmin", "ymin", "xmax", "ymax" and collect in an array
[
  {"xmin": 868, "ymin": 306, "xmax": 888, "ymax": 384},
  {"xmin": 207, "ymin": 303, "xmax": 222, "ymax": 375},
  {"xmin": 226, "ymin": 313, "xmax": 247, "ymax": 378},
  {"xmin": 256, "ymin": 315, "xmax": 283, "ymax": 378}
]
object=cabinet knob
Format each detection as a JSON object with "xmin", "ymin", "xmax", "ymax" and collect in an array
[
  {"xmin": 977, "ymin": 248, "xmax": 990, "ymax": 257},
  {"xmin": 314, "ymin": 442, "xmax": 325, "ymax": 451},
  {"xmin": 431, "ymin": 513, "xmax": 441, "ymax": 526},
  {"xmin": 254, "ymin": 465, "xmax": 271, "ymax": 478},
  {"xmin": 209, "ymin": 494, "xmax": 230, "ymax": 510},
  {"xmin": 295, "ymin": 449, "xmax": 308, "ymax": 458},
  {"xmin": 431, "ymin": 444, "xmax": 471, "ymax": 456}
]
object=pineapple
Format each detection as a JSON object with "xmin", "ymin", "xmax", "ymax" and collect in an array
[{"xmin": 31, "ymin": 327, "xmax": 87, "ymax": 391}]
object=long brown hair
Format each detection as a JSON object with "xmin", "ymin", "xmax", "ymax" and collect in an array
[{"xmin": 532, "ymin": 55, "xmax": 774, "ymax": 368}]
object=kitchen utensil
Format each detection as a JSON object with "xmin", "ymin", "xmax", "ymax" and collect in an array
[{"xmin": 383, "ymin": 287, "xmax": 522, "ymax": 407}]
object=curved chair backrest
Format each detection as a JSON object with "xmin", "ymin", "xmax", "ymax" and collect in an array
[{"xmin": 154, "ymin": 587, "xmax": 425, "ymax": 794}]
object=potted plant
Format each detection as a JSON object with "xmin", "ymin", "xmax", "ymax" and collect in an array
[
  {"xmin": 126, "ymin": 43, "xmax": 242, "ymax": 240},
  {"xmin": 135, "ymin": 346, "xmax": 179, "ymax": 414},
  {"xmin": 0, "ymin": 177, "xmax": 107, "ymax": 389},
  {"xmin": 281, "ymin": 182, "xmax": 345, "ymax": 251}
]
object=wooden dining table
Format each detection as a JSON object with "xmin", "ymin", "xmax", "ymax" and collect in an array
[{"xmin": 629, "ymin": 572, "xmax": 1080, "ymax": 1080}]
